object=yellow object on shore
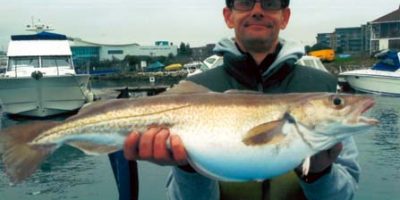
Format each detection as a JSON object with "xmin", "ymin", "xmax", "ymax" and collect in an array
[
  {"xmin": 308, "ymin": 49, "xmax": 335, "ymax": 62},
  {"xmin": 164, "ymin": 63, "xmax": 182, "ymax": 71}
]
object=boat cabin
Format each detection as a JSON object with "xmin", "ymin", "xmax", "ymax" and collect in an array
[{"xmin": 5, "ymin": 32, "xmax": 75, "ymax": 78}]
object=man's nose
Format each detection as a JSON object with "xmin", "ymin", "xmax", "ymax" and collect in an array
[{"xmin": 251, "ymin": 2, "xmax": 264, "ymax": 18}]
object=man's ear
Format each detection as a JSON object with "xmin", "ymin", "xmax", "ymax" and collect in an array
[
  {"xmin": 280, "ymin": 8, "xmax": 291, "ymax": 30},
  {"xmin": 223, "ymin": 7, "xmax": 234, "ymax": 29}
]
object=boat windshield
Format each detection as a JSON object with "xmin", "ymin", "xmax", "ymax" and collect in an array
[
  {"xmin": 42, "ymin": 56, "xmax": 72, "ymax": 69},
  {"xmin": 371, "ymin": 50, "xmax": 400, "ymax": 72},
  {"xmin": 8, "ymin": 56, "xmax": 39, "ymax": 71}
]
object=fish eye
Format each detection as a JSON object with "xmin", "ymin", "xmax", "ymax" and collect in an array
[{"xmin": 333, "ymin": 97, "xmax": 344, "ymax": 106}]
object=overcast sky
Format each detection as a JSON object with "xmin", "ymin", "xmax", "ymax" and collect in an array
[{"xmin": 0, "ymin": 0, "xmax": 399, "ymax": 50}]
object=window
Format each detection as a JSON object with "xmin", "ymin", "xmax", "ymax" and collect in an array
[
  {"xmin": 42, "ymin": 56, "xmax": 72, "ymax": 68},
  {"xmin": 8, "ymin": 56, "xmax": 39, "ymax": 70},
  {"xmin": 108, "ymin": 50, "xmax": 124, "ymax": 55}
]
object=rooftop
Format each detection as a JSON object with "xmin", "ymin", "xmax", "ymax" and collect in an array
[{"xmin": 372, "ymin": 5, "xmax": 400, "ymax": 23}]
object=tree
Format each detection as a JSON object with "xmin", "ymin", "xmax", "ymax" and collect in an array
[
  {"xmin": 178, "ymin": 42, "xmax": 187, "ymax": 56},
  {"xmin": 178, "ymin": 42, "xmax": 193, "ymax": 56},
  {"xmin": 305, "ymin": 45, "xmax": 312, "ymax": 54},
  {"xmin": 185, "ymin": 43, "xmax": 192, "ymax": 56}
]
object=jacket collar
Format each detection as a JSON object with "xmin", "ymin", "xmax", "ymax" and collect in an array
[{"xmin": 223, "ymin": 43, "xmax": 293, "ymax": 90}]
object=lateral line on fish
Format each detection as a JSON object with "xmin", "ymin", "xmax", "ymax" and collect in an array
[{"xmin": 34, "ymin": 104, "xmax": 192, "ymax": 141}]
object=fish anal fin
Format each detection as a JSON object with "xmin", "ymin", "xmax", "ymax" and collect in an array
[
  {"xmin": 162, "ymin": 81, "xmax": 211, "ymax": 95},
  {"xmin": 68, "ymin": 141, "xmax": 120, "ymax": 155},
  {"xmin": 242, "ymin": 120, "xmax": 286, "ymax": 146}
]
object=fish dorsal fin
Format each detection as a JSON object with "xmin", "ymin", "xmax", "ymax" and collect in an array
[
  {"xmin": 224, "ymin": 89, "xmax": 263, "ymax": 95},
  {"xmin": 242, "ymin": 113, "xmax": 295, "ymax": 146},
  {"xmin": 161, "ymin": 81, "xmax": 212, "ymax": 95}
]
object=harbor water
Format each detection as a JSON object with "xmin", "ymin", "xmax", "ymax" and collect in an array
[{"xmin": 0, "ymin": 83, "xmax": 399, "ymax": 200}]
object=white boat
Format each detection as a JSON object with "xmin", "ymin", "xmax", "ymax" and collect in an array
[
  {"xmin": 338, "ymin": 50, "xmax": 400, "ymax": 96},
  {"xmin": 0, "ymin": 30, "xmax": 93, "ymax": 117},
  {"xmin": 296, "ymin": 55, "xmax": 330, "ymax": 73},
  {"xmin": 184, "ymin": 55, "xmax": 223, "ymax": 77}
]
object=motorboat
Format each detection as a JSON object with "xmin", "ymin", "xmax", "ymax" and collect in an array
[
  {"xmin": 183, "ymin": 61, "xmax": 205, "ymax": 77},
  {"xmin": 296, "ymin": 55, "xmax": 330, "ymax": 73},
  {"xmin": 338, "ymin": 50, "xmax": 400, "ymax": 96},
  {"xmin": 183, "ymin": 56, "xmax": 223, "ymax": 77},
  {"xmin": 0, "ymin": 30, "xmax": 93, "ymax": 117}
]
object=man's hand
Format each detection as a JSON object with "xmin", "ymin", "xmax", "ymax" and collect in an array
[
  {"xmin": 123, "ymin": 127, "xmax": 188, "ymax": 166},
  {"xmin": 296, "ymin": 143, "xmax": 343, "ymax": 183},
  {"xmin": 308, "ymin": 143, "xmax": 343, "ymax": 173}
]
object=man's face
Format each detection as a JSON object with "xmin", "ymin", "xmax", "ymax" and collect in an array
[{"xmin": 223, "ymin": 2, "xmax": 291, "ymax": 53}]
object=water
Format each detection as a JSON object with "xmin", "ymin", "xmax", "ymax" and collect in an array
[
  {"xmin": 0, "ymin": 85, "xmax": 399, "ymax": 199},
  {"xmin": 354, "ymin": 96, "xmax": 400, "ymax": 200}
]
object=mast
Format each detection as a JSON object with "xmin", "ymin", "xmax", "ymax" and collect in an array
[{"xmin": 25, "ymin": 17, "xmax": 54, "ymax": 33}]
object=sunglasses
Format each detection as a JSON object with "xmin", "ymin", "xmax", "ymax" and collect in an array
[{"xmin": 229, "ymin": 0, "xmax": 284, "ymax": 11}]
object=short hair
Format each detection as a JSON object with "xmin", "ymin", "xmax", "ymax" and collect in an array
[{"xmin": 225, "ymin": 0, "xmax": 290, "ymax": 9}]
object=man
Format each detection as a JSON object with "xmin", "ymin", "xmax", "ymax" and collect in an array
[{"xmin": 124, "ymin": 0, "xmax": 360, "ymax": 199}]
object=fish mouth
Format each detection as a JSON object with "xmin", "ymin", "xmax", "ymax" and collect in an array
[{"xmin": 351, "ymin": 97, "xmax": 379, "ymax": 125}]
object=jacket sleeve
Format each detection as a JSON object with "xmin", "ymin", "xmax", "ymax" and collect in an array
[
  {"xmin": 166, "ymin": 167, "xmax": 219, "ymax": 200},
  {"xmin": 299, "ymin": 137, "xmax": 360, "ymax": 200}
]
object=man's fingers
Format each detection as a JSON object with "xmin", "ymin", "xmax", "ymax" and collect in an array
[
  {"xmin": 170, "ymin": 135, "xmax": 188, "ymax": 165},
  {"xmin": 123, "ymin": 132, "xmax": 140, "ymax": 160},
  {"xmin": 124, "ymin": 127, "xmax": 188, "ymax": 166},
  {"xmin": 138, "ymin": 127, "xmax": 160, "ymax": 159},
  {"xmin": 153, "ymin": 129, "xmax": 172, "ymax": 162},
  {"xmin": 328, "ymin": 143, "xmax": 343, "ymax": 160}
]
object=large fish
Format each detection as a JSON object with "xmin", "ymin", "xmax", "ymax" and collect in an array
[{"xmin": 0, "ymin": 81, "xmax": 378, "ymax": 183}]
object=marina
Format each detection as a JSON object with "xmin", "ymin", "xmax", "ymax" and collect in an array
[{"xmin": 0, "ymin": 3, "xmax": 399, "ymax": 200}]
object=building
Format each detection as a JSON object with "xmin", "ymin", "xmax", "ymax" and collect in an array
[
  {"xmin": 316, "ymin": 27, "xmax": 368, "ymax": 54},
  {"xmin": 316, "ymin": 5, "xmax": 399, "ymax": 55},
  {"xmin": 335, "ymin": 27, "xmax": 365, "ymax": 53},
  {"xmin": 369, "ymin": 5, "xmax": 400, "ymax": 53},
  {"xmin": 316, "ymin": 33, "xmax": 336, "ymax": 49},
  {"xmin": 191, "ymin": 44, "xmax": 216, "ymax": 61},
  {"xmin": 69, "ymin": 38, "xmax": 178, "ymax": 68}
]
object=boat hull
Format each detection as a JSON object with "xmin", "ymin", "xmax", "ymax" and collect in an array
[
  {"xmin": 0, "ymin": 74, "xmax": 92, "ymax": 117},
  {"xmin": 340, "ymin": 73, "xmax": 400, "ymax": 96}
]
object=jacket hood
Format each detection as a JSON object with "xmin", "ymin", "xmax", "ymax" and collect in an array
[{"xmin": 213, "ymin": 38, "xmax": 305, "ymax": 76}]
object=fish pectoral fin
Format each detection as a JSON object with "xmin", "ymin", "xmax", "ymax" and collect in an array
[
  {"xmin": 67, "ymin": 141, "xmax": 120, "ymax": 155},
  {"xmin": 242, "ymin": 119, "xmax": 287, "ymax": 146},
  {"xmin": 162, "ymin": 80, "xmax": 212, "ymax": 95}
]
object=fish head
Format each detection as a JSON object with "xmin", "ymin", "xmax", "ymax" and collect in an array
[{"xmin": 292, "ymin": 93, "xmax": 378, "ymax": 137}]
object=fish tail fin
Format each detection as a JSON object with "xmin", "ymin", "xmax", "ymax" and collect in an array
[{"xmin": 0, "ymin": 121, "xmax": 61, "ymax": 183}]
